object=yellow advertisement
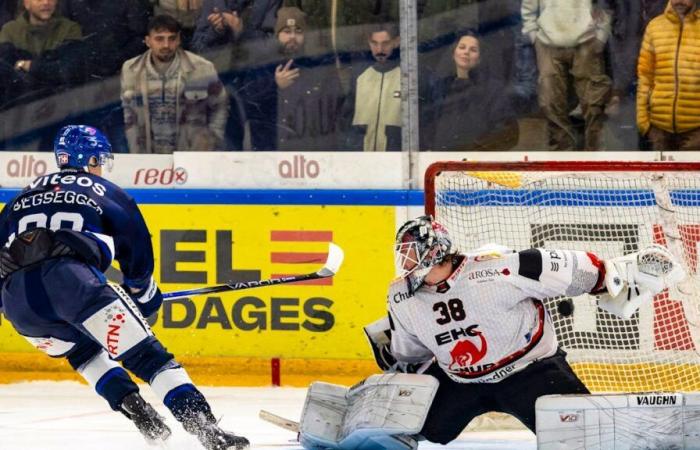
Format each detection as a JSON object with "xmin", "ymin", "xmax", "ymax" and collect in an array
[{"xmin": 0, "ymin": 204, "xmax": 397, "ymax": 360}]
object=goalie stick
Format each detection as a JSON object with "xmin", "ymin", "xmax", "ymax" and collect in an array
[
  {"xmin": 162, "ymin": 242, "xmax": 344, "ymax": 300},
  {"xmin": 259, "ymin": 409, "xmax": 299, "ymax": 433}
]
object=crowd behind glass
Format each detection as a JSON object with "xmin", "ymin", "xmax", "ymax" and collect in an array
[{"xmin": 0, "ymin": 0, "xmax": 694, "ymax": 152}]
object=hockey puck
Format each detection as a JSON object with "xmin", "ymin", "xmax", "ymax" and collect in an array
[{"xmin": 557, "ymin": 299, "xmax": 574, "ymax": 316}]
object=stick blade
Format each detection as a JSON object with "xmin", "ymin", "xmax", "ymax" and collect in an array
[
  {"xmin": 317, "ymin": 242, "xmax": 344, "ymax": 277},
  {"xmin": 259, "ymin": 409, "xmax": 300, "ymax": 433}
]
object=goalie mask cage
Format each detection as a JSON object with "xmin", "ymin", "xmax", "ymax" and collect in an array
[{"xmin": 425, "ymin": 161, "xmax": 700, "ymax": 393}]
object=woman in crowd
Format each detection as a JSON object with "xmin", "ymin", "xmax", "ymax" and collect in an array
[{"xmin": 430, "ymin": 32, "xmax": 518, "ymax": 151}]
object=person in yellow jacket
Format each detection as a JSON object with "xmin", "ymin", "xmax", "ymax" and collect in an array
[{"xmin": 638, "ymin": 0, "xmax": 700, "ymax": 150}]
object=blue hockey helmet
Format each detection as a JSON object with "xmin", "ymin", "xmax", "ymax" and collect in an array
[{"xmin": 54, "ymin": 125, "xmax": 113, "ymax": 171}]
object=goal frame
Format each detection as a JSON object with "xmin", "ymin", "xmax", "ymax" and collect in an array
[{"xmin": 425, "ymin": 161, "xmax": 700, "ymax": 217}]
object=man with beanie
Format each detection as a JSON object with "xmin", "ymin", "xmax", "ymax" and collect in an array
[
  {"xmin": 242, "ymin": 6, "xmax": 343, "ymax": 150},
  {"xmin": 637, "ymin": 0, "xmax": 700, "ymax": 150}
]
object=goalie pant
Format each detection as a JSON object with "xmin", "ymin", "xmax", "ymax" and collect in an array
[
  {"xmin": 1, "ymin": 257, "xmax": 221, "ymax": 432},
  {"xmin": 420, "ymin": 347, "xmax": 588, "ymax": 444}
]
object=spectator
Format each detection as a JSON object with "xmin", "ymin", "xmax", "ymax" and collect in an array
[
  {"xmin": 604, "ymin": 0, "xmax": 666, "ymax": 149},
  {"xmin": 284, "ymin": 0, "xmax": 400, "ymax": 55},
  {"xmin": 0, "ymin": 0, "xmax": 82, "ymax": 111},
  {"xmin": 193, "ymin": 0, "xmax": 289, "ymax": 51},
  {"xmin": 152, "ymin": 0, "xmax": 205, "ymax": 49},
  {"xmin": 522, "ymin": 0, "xmax": 612, "ymax": 150},
  {"xmin": 270, "ymin": 7, "xmax": 344, "ymax": 150},
  {"xmin": 0, "ymin": 0, "xmax": 81, "ymax": 68},
  {"xmin": 637, "ymin": 0, "xmax": 700, "ymax": 150},
  {"xmin": 431, "ymin": 33, "xmax": 518, "ymax": 151},
  {"xmin": 120, "ymin": 15, "xmax": 228, "ymax": 153},
  {"xmin": 191, "ymin": 1, "xmax": 248, "ymax": 152},
  {"xmin": 344, "ymin": 22, "xmax": 401, "ymax": 151},
  {"xmin": 191, "ymin": 0, "xmax": 245, "ymax": 53}
]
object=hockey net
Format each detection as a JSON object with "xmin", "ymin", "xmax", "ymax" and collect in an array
[{"xmin": 425, "ymin": 161, "xmax": 700, "ymax": 393}]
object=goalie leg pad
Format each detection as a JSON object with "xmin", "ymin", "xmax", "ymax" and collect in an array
[
  {"xmin": 298, "ymin": 373, "xmax": 438, "ymax": 450},
  {"xmin": 536, "ymin": 393, "xmax": 700, "ymax": 450}
]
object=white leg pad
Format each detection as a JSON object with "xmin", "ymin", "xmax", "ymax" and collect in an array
[
  {"xmin": 299, "ymin": 373, "xmax": 438, "ymax": 450},
  {"xmin": 150, "ymin": 365, "xmax": 194, "ymax": 403},
  {"xmin": 536, "ymin": 393, "xmax": 700, "ymax": 450},
  {"xmin": 77, "ymin": 350, "xmax": 121, "ymax": 386}
]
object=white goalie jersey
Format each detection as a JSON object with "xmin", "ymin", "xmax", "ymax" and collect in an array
[{"xmin": 388, "ymin": 247, "xmax": 604, "ymax": 384}]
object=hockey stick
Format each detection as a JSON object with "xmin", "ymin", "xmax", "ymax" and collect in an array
[
  {"xmin": 259, "ymin": 409, "xmax": 299, "ymax": 433},
  {"xmin": 162, "ymin": 242, "xmax": 344, "ymax": 301}
]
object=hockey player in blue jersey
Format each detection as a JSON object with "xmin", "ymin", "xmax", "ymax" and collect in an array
[{"xmin": 0, "ymin": 125, "xmax": 249, "ymax": 450}]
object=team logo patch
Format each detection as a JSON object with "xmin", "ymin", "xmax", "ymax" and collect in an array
[
  {"xmin": 448, "ymin": 329, "xmax": 488, "ymax": 370},
  {"xmin": 467, "ymin": 268, "xmax": 510, "ymax": 283},
  {"xmin": 559, "ymin": 413, "xmax": 579, "ymax": 423},
  {"xmin": 57, "ymin": 152, "xmax": 69, "ymax": 165},
  {"xmin": 82, "ymin": 300, "xmax": 149, "ymax": 358}
]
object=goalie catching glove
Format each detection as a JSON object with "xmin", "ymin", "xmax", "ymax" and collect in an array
[{"xmin": 597, "ymin": 244, "xmax": 686, "ymax": 319}]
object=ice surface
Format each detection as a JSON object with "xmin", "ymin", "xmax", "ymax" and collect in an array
[{"xmin": 0, "ymin": 382, "xmax": 535, "ymax": 450}]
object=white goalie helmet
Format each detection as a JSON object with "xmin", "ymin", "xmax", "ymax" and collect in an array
[{"xmin": 394, "ymin": 215, "xmax": 457, "ymax": 292}]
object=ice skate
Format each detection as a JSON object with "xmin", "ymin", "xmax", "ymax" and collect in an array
[
  {"xmin": 119, "ymin": 392, "xmax": 172, "ymax": 444},
  {"xmin": 184, "ymin": 411, "xmax": 249, "ymax": 450}
]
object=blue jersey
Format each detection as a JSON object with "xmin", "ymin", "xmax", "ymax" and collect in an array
[{"xmin": 0, "ymin": 169, "xmax": 154, "ymax": 290}]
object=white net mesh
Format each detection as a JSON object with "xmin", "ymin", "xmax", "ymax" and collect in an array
[{"xmin": 427, "ymin": 163, "xmax": 700, "ymax": 392}]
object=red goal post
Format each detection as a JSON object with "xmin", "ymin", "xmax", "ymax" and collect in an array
[{"xmin": 424, "ymin": 161, "xmax": 700, "ymax": 393}]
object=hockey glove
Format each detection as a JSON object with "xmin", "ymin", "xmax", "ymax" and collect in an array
[
  {"xmin": 363, "ymin": 317, "xmax": 424, "ymax": 373},
  {"xmin": 121, "ymin": 277, "xmax": 163, "ymax": 318},
  {"xmin": 364, "ymin": 317, "xmax": 397, "ymax": 371},
  {"xmin": 597, "ymin": 244, "xmax": 685, "ymax": 319}
]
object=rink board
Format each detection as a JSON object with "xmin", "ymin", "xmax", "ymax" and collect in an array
[
  {"xmin": 1, "ymin": 187, "xmax": 700, "ymax": 389},
  {"xmin": 0, "ymin": 190, "xmax": 418, "ymax": 361}
]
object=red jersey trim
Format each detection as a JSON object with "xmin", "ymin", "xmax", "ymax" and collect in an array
[{"xmin": 587, "ymin": 252, "xmax": 606, "ymax": 293}]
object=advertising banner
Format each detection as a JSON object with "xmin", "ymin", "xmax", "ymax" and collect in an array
[
  {"xmin": 2, "ymin": 151, "xmax": 696, "ymax": 191},
  {"xmin": 173, "ymin": 152, "xmax": 405, "ymax": 189},
  {"xmin": 0, "ymin": 153, "xmax": 176, "ymax": 189},
  {"xmin": 0, "ymin": 202, "xmax": 398, "ymax": 360}
]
